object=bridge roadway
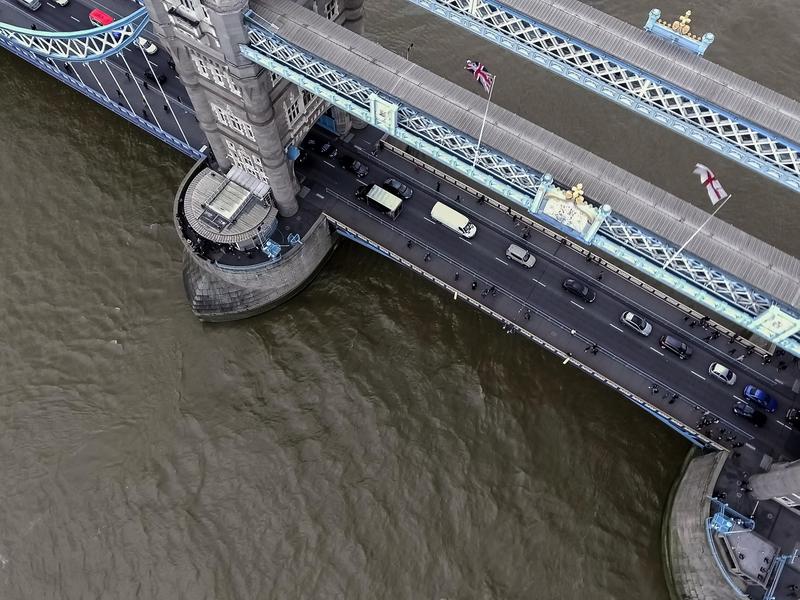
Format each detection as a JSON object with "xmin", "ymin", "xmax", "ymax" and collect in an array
[
  {"xmin": 298, "ymin": 124, "xmax": 800, "ymax": 466},
  {"xmin": 0, "ymin": 0, "xmax": 205, "ymax": 149}
]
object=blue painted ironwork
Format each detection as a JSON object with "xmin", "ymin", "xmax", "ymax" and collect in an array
[
  {"xmin": 0, "ymin": 35, "xmax": 204, "ymax": 161},
  {"xmin": 404, "ymin": 0, "xmax": 800, "ymax": 193},
  {"xmin": 0, "ymin": 7, "xmax": 149, "ymax": 62},
  {"xmin": 240, "ymin": 17, "xmax": 800, "ymax": 356},
  {"xmin": 644, "ymin": 8, "xmax": 714, "ymax": 56}
]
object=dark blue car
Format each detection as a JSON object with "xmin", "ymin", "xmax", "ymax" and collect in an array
[{"xmin": 743, "ymin": 385, "xmax": 777, "ymax": 412}]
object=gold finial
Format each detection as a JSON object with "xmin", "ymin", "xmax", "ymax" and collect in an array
[
  {"xmin": 566, "ymin": 183, "xmax": 585, "ymax": 204},
  {"xmin": 671, "ymin": 10, "xmax": 692, "ymax": 35}
]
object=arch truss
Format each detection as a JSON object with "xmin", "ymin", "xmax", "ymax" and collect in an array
[{"xmin": 0, "ymin": 7, "xmax": 149, "ymax": 63}]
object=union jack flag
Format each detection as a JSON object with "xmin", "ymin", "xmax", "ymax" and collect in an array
[{"xmin": 465, "ymin": 59, "xmax": 494, "ymax": 94}]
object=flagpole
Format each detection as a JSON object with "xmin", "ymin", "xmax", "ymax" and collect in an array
[
  {"xmin": 661, "ymin": 194, "xmax": 732, "ymax": 273},
  {"xmin": 470, "ymin": 75, "xmax": 495, "ymax": 177}
]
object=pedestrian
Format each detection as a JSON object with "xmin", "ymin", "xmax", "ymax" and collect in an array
[
  {"xmin": 31, "ymin": 23, "xmax": 36, "ymax": 30},
  {"xmin": 378, "ymin": 140, "xmax": 384, "ymax": 152},
  {"xmin": 683, "ymin": 315, "xmax": 690, "ymax": 321},
  {"xmin": 471, "ymin": 280, "xmax": 477, "ymax": 290},
  {"xmin": 477, "ymin": 194, "xmax": 485, "ymax": 204},
  {"xmin": 456, "ymin": 194, "xmax": 460, "ymax": 203},
  {"xmin": 407, "ymin": 240, "xmax": 413, "ymax": 248},
  {"xmin": 454, "ymin": 272, "xmax": 460, "ymax": 281},
  {"xmin": 163, "ymin": 104, "xmax": 169, "ymax": 112},
  {"xmin": 560, "ymin": 238, "xmax": 567, "ymax": 245},
  {"xmin": 125, "ymin": 71, "xmax": 131, "ymax": 81},
  {"xmin": 590, "ymin": 346, "xmax": 598, "ymax": 355},
  {"xmin": 116, "ymin": 89, "xmax": 122, "ymax": 97},
  {"xmin": 586, "ymin": 254, "xmax": 593, "ymax": 263},
  {"xmin": 570, "ymin": 329, "xmax": 576, "ymax": 336},
  {"xmin": 436, "ymin": 181, "xmax": 440, "ymax": 192},
  {"xmin": 689, "ymin": 320, "xmax": 696, "ymax": 328},
  {"xmin": 728, "ymin": 348, "xmax": 736, "ymax": 355},
  {"xmin": 669, "ymin": 394, "xmax": 678, "ymax": 404},
  {"xmin": 424, "ymin": 252, "xmax": 431, "ymax": 262},
  {"xmin": 653, "ymin": 385, "xmax": 659, "ymax": 394},
  {"xmin": 143, "ymin": 80, "xmax": 149, "ymax": 90},
  {"xmin": 177, "ymin": 95, "xmax": 181, "ymax": 103},
  {"xmin": 506, "ymin": 208, "xmax": 512, "ymax": 216},
  {"xmin": 168, "ymin": 59, "xmax": 175, "ymax": 70},
  {"xmin": 142, "ymin": 108, "xmax": 148, "ymax": 119},
  {"xmin": 596, "ymin": 273, "xmax": 603, "ymax": 281},
  {"xmin": 481, "ymin": 288, "xmax": 489, "ymax": 298},
  {"xmin": 524, "ymin": 310, "xmax": 530, "ymax": 321},
  {"xmin": 584, "ymin": 345, "xmax": 592, "ymax": 353}
]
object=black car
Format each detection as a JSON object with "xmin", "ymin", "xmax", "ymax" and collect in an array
[
  {"xmin": 383, "ymin": 178, "xmax": 413, "ymax": 200},
  {"xmin": 340, "ymin": 155, "xmax": 369, "ymax": 177},
  {"xmin": 295, "ymin": 148, "xmax": 309, "ymax": 165},
  {"xmin": 144, "ymin": 70, "xmax": 167, "ymax": 84},
  {"xmin": 786, "ymin": 408, "xmax": 800, "ymax": 428},
  {"xmin": 562, "ymin": 278, "xmax": 596, "ymax": 303},
  {"xmin": 659, "ymin": 334, "xmax": 693, "ymax": 359},
  {"xmin": 733, "ymin": 401, "xmax": 767, "ymax": 427}
]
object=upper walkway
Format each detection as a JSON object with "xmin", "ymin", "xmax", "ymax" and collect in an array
[
  {"xmin": 477, "ymin": 0, "xmax": 800, "ymax": 146},
  {"xmin": 250, "ymin": 0, "xmax": 800, "ymax": 313}
]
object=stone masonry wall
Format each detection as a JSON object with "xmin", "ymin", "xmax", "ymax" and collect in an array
[{"xmin": 664, "ymin": 451, "xmax": 744, "ymax": 600}]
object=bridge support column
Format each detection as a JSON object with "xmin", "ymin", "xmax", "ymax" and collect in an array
[
  {"xmin": 340, "ymin": 0, "xmax": 365, "ymax": 36},
  {"xmin": 528, "ymin": 173, "xmax": 552, "ymax": 213},
  {"xmin": 583, "ymin": 203, "xmax": 612, "ymax": 244}
]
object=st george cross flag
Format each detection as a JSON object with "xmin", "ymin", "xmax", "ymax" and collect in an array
[
  {"xmin": 465, "ymin": 60, "xmax": 494, "ymax": 95},
  {"xmin": 692, "ymin": 163, "xmax": 728, "ymax": 205}
]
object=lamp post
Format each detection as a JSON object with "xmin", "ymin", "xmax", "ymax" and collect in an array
[{"xmin": 405, "ymin": 42, "xmax": 414, "ymax": 60}]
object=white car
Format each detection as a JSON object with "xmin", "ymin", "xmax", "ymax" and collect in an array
[
  {"xmin": 708, "ymin": 362, "xmax": 737, "ymax": 386},
  {"xmin": 135, "ymin": 36, "xmax": 158, "ymax": 55},
  {"xmin": 620, "ymin": 311, "xmax": 652, "ymax": 336},
  {"xmin": 53, "ymin": 0, "xmax": 69, "ymax": 6}
]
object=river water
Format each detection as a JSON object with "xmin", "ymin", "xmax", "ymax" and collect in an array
[{"xmin": 0, "ymin": 1, "xmax": 795, "ymax": 598}]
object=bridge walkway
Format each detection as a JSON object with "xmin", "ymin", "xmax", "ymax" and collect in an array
[
  {"xmin": 299, "ymin": 124, "xmax": 800, "ymax": 463},
  {"xmin": 252, "ymin": 0, "xmax": 800, "ymax": 315},
  {"xmin": 493, "ymin": 0, "xmax": 800, "ymax": 147}
]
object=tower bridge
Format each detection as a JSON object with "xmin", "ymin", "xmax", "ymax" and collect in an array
[{"xmin": 3, "ymin": 0, "xmax": 800, "ymax": 596}]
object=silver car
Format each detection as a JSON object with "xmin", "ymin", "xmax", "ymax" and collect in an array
[
  {"xmin": 708, "ymin": 362, "xmax": 736, "ymax": 386},
  {"xmin": 505, "ymin": 244, "xmax": 536, "ymax": 268},
  {"xmin": 620, "ymin": 311, "xmax": 652, "ymax": 336}
]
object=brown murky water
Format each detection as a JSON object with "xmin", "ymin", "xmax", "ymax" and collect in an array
[{"xmin": 0, "ymin": 1, "xmax": 795, "ymax": 598}]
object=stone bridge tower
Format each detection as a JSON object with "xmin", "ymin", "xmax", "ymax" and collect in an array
[
  {"xmin": 141, "ymin": 0, "xmax": 364, "ymax": 217},
  {"xmin": 142, "ymin": 0, "xmax": 365, "ymax": 320}
]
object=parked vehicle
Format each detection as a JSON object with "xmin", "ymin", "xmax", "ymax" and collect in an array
[
  {"xmin": 562, "ymin": 278, "xmax": 596, "ymax": 303},
  {"xmin": 620, "ymin": 311, "xmax": 652, "ymax": 336},
  {"xmin": 732, "ymin": 401, "xmax": 767, "ymax": 427},
  {"xmin": 340, "ymin": 155, "xmax": 369, "ymax": 177},
  {"xmin": 505, "ymin": 244, "xmax": 536, "ymax": 268},
  {"xmin": 135, "ymin": 36, "xmax": 158, "ymax": 55},
  {"xmin": 383, "ymin": 178, "xmax": 413, "ymax": 200},
  {"xmin": 659, "ymin": 335, "xmax": 692, "ymax": 359},
  {"xmin": 743, "ymin": 385, "xmax": 777, "ymax": 412},
  {"xmin": 430, "ymin": 202, "xmax": 476, "ymax": 238},
  {"xmin": 708, "ymin": 362, "xmax": 737, "ymax": 386}
]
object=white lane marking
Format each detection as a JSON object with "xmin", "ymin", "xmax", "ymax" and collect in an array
[
  {"xmin": 459, "ymin": 237, "xmax": 473, "ymax": 245},
  {"xmin": 70, "ymin": 15, "xmax": 81, "ymax": 22},
  {"xmin": 315, "ymin": 193, "xmax": 324, "ymax": 199},
  {"xmin": 776, "ymin": 420, "xmax": 792, "ymax": 430},
  {"xmin": 47, "ymin": 2, "xmax": 56, "ymax": 7},
  {"xmin": 775, "ymin": 379, "xmax": 784, "ymax": 385},
  {"xmin": 733, "ymin": 395, "xmax": 743, "ymax": 401},
  {"xmin": 745, "ymin": 443, "xmax": 756, "ymax": 451},
  {"xmin": 148, "ymin": 60, "xmax": 158, "ymax": 67},
  {"xmin": 569, "ymin": 300, "xmax": 585, "ymax": 310},
  {"xmin": 532, "ymin": 278, "xmax": 547, "ymax": 288},
  {"xmin": 354, "ymin": 144, "xmax": 365, "ymax": 151},
  {"xmin": 691, "ymin": 371, "xmax": 706, "ymax": 381},
  {"xmin": 323, "ymin": 160, "xmax": 336, "ymax": 168},
  {"xmin": 124, "ymin": 47, "xmax": 133, "ymax": 53},
  {"xmin": 495, "ymin": 257, "xmax": 509, "ymax": 266},
  {"xmin": 423, "ymin": 217, "xmax": 436, "ymax": 225},
  {"xmin": 649, "ymin": 347, "xmax": 664, "ymax": 356},
  {"xmin": 609, "ymin": 323, "xmax": 624, "ymax": 333}
]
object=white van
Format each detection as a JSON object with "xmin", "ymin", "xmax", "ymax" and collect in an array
[
  {"xmin": 506, "ymin": 244, "xmax": 536, "ymax": 268},
  {"xmin": 430, "ymin": 202, "xmax": 476, "ymax": 238},
  {"xmin": 15, "ymin": 0, "xmax": 41, "ymax": 10}
]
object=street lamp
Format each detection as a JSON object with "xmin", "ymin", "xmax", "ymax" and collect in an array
[{"xmin": 405, "ymin": 42, "xmax": 414, "ymax": 60}]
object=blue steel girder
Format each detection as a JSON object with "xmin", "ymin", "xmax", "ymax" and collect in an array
[
  {"xmin": 0, "ymin": 7, "xmax": 148, "ymax": 62},
  {"xmin": 404, "ymin": 0, "xmax": 800, "ymax": 194},
  {"xmin": 240, "ymin": 17, "xmax": 800, "ymax": 356}
]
